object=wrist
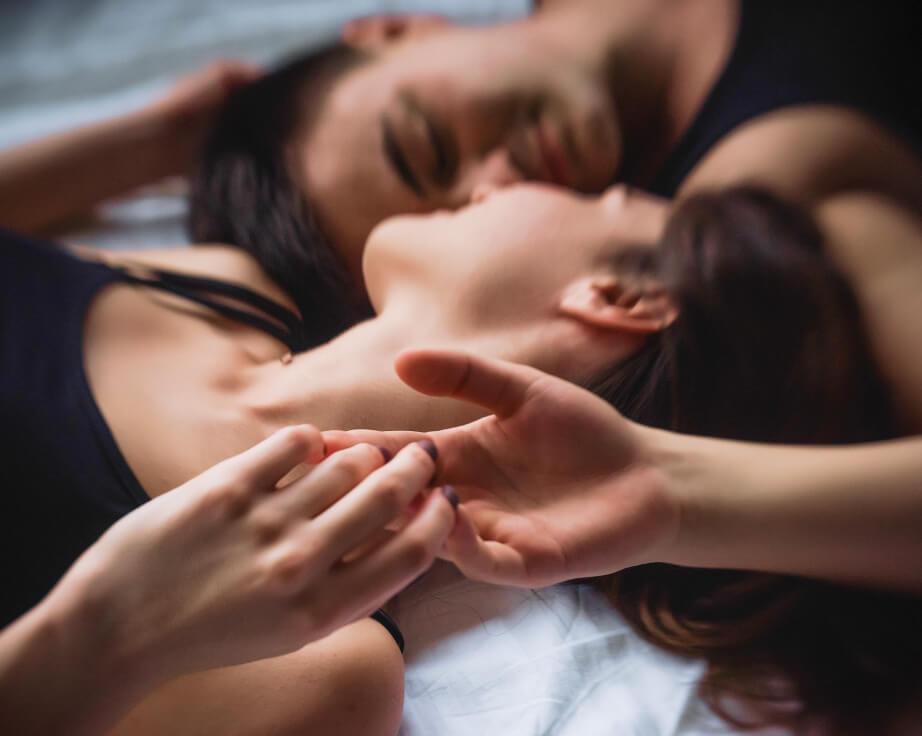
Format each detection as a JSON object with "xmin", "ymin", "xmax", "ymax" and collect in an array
[
  {"xmin": 0, "ymin": 575, "xmax": 151, "ymax": 735},
  {"xmin": 50, "ymin": 547, "xmax": 169, "ymax": 695},
  {"xmin": 640, "ymin": 426, "xmax": 751, "ymax": 569}
]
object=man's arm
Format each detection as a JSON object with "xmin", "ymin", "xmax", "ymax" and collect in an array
[{"xmin": 680, "ymin": 106, "xmax": 922, "ymax": 212}]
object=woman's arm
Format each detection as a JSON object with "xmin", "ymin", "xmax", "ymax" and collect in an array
[
  {"xmin": 0, "ymin": 427, "xmax": 454, "ymax": 735},
  {"xmin": 653, "ymin": 430, "xmax": 922, "ymax": 593},
  {"xmin": 325, "ymin": 350, "xmax": 922, "ymax": 593},
  {"xmin": 0, "ymin": 61, "xmax": 259, "ymax": 235},
  {"xmin": 0, "ymin": 584, "xmax": 150, "ymax": 736}
]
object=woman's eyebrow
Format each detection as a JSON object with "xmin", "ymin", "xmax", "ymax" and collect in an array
[{"xmin": 381, "ymin": 115, "xmax": 425, "ymax": 198}]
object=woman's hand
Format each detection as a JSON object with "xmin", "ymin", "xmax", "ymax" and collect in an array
[
  {"xmin": 325, "ymin": 351, "xmax": 681, "ymax": 588},
  {"xmin": 57, "ymin": 426, "xmax": 454, "ymax": 684}
]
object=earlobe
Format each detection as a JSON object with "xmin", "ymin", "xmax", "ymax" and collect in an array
[
  {"xmin": 559, "ymin": 276, "xmax": 678, "ymax": 334},
  {"xmin": 341, "ymin": 14, "xmax": 452, "ymax": 50}
]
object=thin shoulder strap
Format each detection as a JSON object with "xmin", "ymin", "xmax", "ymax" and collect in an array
[{"xmin": 113, "ymin": 265, "xmax": 310, "ymax": 353}]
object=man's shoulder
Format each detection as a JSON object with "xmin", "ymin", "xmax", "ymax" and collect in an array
[{"xmin": 679, "ymin": 106, "xmax": 922, "ymax": 207}]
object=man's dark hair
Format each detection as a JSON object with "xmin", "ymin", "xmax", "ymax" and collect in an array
[{"xmin": 188, "ymin": 44, "xmax": 367, "ymax": 349}]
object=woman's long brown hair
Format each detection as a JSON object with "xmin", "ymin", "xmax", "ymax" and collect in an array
[{"xmin": 585, "ymin": 187, "xmax": 922, "ymax": 734}]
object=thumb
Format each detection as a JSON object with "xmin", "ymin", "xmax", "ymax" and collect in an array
[{"xmin": 395, "ymin": 350, "xmax": 542, "ymax": 419}]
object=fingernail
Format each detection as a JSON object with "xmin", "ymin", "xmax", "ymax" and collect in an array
[
  {"xmin": 377, "ymin": 446, "xmax": 393, "ymax": 463},
  {"xmin": 417, "ymin": 438, "xmax": 438, "ymax": 463},
  {"xmin": 441, "ymin": 485, "xmax": 459, "ymax": 509}
]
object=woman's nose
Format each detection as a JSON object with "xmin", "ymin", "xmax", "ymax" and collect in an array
[
  {"xmin": 470, "ymin": 182, "xmax": 501, "ymax": 204},
  {"xmin": 463, "ymin": 148, "xmax": 526, "ymax": 204}
]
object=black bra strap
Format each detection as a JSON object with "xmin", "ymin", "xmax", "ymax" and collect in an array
[
  {"xmin": 113, "ymin": 266, "xmax": 309, "ymax": 353},
  {"xmin": 147, "ymin": 269, "xmax": 302, "ymax": 334}
]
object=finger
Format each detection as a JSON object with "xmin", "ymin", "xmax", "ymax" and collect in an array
[
  {"xmin": 340, "ymin": 527, "xmax": 397, "ymax": 564},
  {"xmin": 219, "ymin": 425, "xmax": 324, "ymax": 490},
  {"xmin": 314, "ymin": 442, "xmax": 437, "ymax": 561},
  {"xmin": 323, "ymin": 424, "xmax": 495, "ymax": 491},
  {"xmin": 443, "ymin": 506, "xmax": 530, "ymax": 586},
  {"xmin": 329, "ymin": 488, "xmax": 457, "ymax": 610},
  {"xmin": 395, "ymin": 350, "xmax": 543, "ymax": 419},
  {"xmin": 343, "ymin": 490, "xmax": 430, "ymax": 562},
  {"xmin": 322, "ymin": 429, "xmax": 427, "ymax": 458},
  {"xmin": 267, "ymin": 443, "xmax": 386, "ymax": 520}
]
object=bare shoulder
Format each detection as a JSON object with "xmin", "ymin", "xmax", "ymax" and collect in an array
[
  {"xmin": 680, "ymin": 106, "xmax": 922, "ymax": 209},
  {"xmin": 815, "ymin": 191, "xmax": 922, "ymax": 277},
  {"xmin": 814, "ymin": 192, "xmax": 922, "ymax": 431}
]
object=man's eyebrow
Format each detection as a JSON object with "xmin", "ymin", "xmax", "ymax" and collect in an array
[{"xmin": 381, "ymin": 116, "xmax": 424, "ymax": 198}]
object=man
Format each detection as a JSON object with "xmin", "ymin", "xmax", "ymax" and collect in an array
[{"xmin": 189, "ymin": 0, "xmax": 920, "ymax": 343}]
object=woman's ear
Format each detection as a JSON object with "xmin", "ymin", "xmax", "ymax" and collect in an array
[
  {"xmin": 559, "ymin": 276, "xmax": 678, "ymax": 333},
  {"xmin": 342, "ymin": 14, "xmax": 452, "ymax": 50}
]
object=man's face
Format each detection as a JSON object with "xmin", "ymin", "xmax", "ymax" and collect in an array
[{"xmin": 293, "ymin": 18, "xmax": 622, "ymax": 286}]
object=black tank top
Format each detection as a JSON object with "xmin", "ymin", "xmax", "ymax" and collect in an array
[
  {"xmin": 0, "ymin": 229, "xmax": 402, "ymax": 650},
  {"xmin": 649, "ymin": 0, "xmax": 920, "ymax": 196}
]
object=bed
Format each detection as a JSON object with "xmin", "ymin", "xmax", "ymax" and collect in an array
[{"xmin": 0, "ymin": 2, "xmax": 774, "ymax": 733}]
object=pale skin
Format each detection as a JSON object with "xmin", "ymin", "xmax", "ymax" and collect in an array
[
  {"xmin": 323, "ymin": 189, "xmax": 922, "ymax": 598},
  {"xmin": 306, "ymin": 2, "xmax": 922, "ymax": 596},
  {"xmin": 0, "ymin": 427, "xmax": 457, "ymax": 735},
  {"xmin": 3, "ymin": 183, "xmax": 919, "ymax": 731},
  {"xmin": 0, "ymin": 61, "xmax": 262, "ymax": 235},
  {"xmin": 290, "ymin": 0, "xmax": 922, "ymax": 279},
  {"xmin": 1, "ymin": 4, "xmax": 922, "ymax": 728},
  {"xmin": 0, "ymin": 110, "xmax": 694, "ymax": 732}
]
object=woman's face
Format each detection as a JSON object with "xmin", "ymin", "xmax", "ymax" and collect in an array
[{"xmin": 363, "ymin": 183, "xmax": 669, "ymax": 328}]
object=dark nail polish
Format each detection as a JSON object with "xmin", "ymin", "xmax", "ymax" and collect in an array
[
  {"xmin": 417, "ymin": 438, "xmax": 438, "ymax": 463},
  {"xmin": 441, "ymin": 485, "xmax": 460, "ymax": 509},
  {"xmin": 377, "ymin": 446, "xmax": 393, "ymax": 463}
]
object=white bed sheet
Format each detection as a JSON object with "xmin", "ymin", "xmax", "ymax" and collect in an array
[{"xmin": 1, "ymin": 2, "xmax": 770, "ymax": 733}]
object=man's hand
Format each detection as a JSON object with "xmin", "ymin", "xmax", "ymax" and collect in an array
[{"xmin": 325, "ymin": 350, "xmax": 680, "ymax": 587}]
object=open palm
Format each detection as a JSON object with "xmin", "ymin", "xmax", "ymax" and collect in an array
[{"xmin": 326, "ymin": 350, "xmax": 679, "ymax": 587}]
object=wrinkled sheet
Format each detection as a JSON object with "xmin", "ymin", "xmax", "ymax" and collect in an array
[
  {"xmin": 1, "ymin": 1, "xmax": 767, "ymax": 733},
  {"xmin": 391, "ymin": 563, "xmax": 756, "ymax": 736}
]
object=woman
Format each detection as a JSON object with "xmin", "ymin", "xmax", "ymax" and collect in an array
[
  {"xmin": 1, "ymin": 68, "xmax": 920, "ymax": 735},
  {"xmin": 2, "ymin": 170, "xmax": 918, "ymax": 734}
]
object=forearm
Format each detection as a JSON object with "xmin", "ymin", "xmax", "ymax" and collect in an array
[
  {"xmin": 0, "ymin": 575, "xmax": 155, "ymax": 735},
  {"xmin": 0, "ymin": 108, "xmax": 184, "ymax": 234},
  {"xmin": 652, "ymin": 430, "xmax": 922, "ymax": 593}
]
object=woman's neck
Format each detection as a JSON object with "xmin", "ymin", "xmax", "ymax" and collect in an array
[{"xmin": 241, "ymin": 301, "xmax": 540, "ymax": 434}]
